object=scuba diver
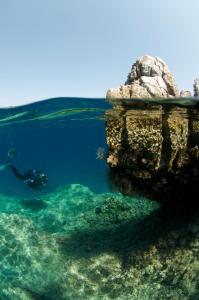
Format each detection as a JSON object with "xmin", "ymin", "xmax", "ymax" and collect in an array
[{"xmin": 0, "ymin": 148, "xmax": 48, "ymax": 190}]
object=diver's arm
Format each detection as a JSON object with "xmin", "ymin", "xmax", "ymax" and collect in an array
[{"xmin": 9, "ymin": 164, "xmax": 26, "ymax": 181}]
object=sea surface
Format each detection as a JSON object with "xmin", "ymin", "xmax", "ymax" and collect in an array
[{"xmin": 0, "ymin": 97, "xmax": 199, "ymax": 300}]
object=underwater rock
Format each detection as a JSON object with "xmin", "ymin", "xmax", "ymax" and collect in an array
[
  {"xmin": 194, "ymin": 78, "xmax": 199, "ymax": 96},
  {"xmin": 105, "ymin": 102, "xmax": 199, "ymax": 202},
  {"xmin": 106, "ymin": 55, "xmax": 179, "ymax": 99},
  {"xmin": 87, "ymin": 197, "xmax": 135, "ymax": 227},
  {"xmin": 0, "ymin": 184, "xmax": 158, "ymax": 299},
  {"xmin": 45, "ymin": 185, "xmax": 199, "ymax": 300},
  {"xmin": 0, "ymin": 213, "xmax": 64, "ymax": 299},
  {"xmin": 20, "ymin": 198, "xmax": 48, "ymax": 211},
  {"xmin": 1, "ymin": 184, "xmax": 199, "ymax": 299}
]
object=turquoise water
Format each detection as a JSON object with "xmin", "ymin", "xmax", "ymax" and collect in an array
[{"xmin": 0, "ymin": 98, "xmax": 199, "ymax": 300}]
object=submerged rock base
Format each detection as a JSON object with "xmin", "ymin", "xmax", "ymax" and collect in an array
[{"xmin": 105, "ymin": 101, "xmax": 199, "ymax": 203}]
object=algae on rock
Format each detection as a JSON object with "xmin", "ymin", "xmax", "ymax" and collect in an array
[
  {"xmin": 105, "ymin": 103, "xmax": 199, "ymax": 201},
  {"xmin": 1, "ymin": 183, "xmax": 199, "ymax": 299}
]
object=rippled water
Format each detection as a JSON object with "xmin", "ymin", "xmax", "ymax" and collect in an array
[{"xmin": 0, "ymin": 97, "xmax": 199, "ymax": 300}]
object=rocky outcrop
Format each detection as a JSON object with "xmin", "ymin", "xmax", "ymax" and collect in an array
[
  {"xmin": 180, "ymin": 90, "xmax": 192, "ymax": 97},
  {"xmin": 105, "ymin": 102, "xmax": 199, "ymax": 201},
  {"xmin": 105, "ymin": 55, "xmax": 199, "ymax": 201},
  {"xmin": 107, "ymin": 56, "xmax": 179, "ymax": 100},
  {"xmin": 194, "ymin": 79, "xmax": 199, "ymax": 96}
]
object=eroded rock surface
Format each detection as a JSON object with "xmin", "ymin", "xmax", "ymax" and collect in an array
[
  {"xmin": 107, "ymin": 56, "xmax": 179, "ymax": 99},
  {"xmin": 180, "ymin": 90, "xmax": 192, "ymax": 97},
  {"xmin": 105, "ymin": 103, "xmax": 199, "ymax": 201},
  {"xmin": 106, "ymin": 55, "xmax": 199, "ymax": 201}
]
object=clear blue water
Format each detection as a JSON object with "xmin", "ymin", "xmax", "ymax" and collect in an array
[
  {"xmin": 0, "ymin": 98, "xmax": 111, "ymax": 198},
  {"xmin": 0, "ymin": 97, "xmax": 198, "ymax": 300}
]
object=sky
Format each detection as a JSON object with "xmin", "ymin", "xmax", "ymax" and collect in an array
[{"xmin": 0, "ymin": 0, "xmax": 199, "ymax": 107}]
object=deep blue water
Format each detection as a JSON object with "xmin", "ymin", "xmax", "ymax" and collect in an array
[{"xmin": 0, "ymin": 98, "xmax": 111, "ymax": 197}]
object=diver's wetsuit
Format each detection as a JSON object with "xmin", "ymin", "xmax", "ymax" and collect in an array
[
  {"xmin": 10, "ymin": 164, "xmax": 26, "ymax": 181},
  {"xmin": 9, "ymin": 164, "xmax": 48, "ymax": 190}
]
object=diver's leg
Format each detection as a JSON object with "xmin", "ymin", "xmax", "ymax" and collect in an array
[{"xmin": 9, "ymin": 164, "xmax": 25, "ymax": 180}]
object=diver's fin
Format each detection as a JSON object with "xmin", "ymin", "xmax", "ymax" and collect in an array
[
  {"xmin": 7, "ymin": 148, "xmax": 16, "ymax": 159},
  {"xmin": 0, "ymin": 164, "xmax": 6, "ymax": 172}
]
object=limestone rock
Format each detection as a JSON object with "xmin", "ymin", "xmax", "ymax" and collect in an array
[
  {"xmin": 106, "ymin": 84, "xmax": 151, "ymax": 100},
  {"xmin": 105, "ymin": 102, "xmax": 199, "ymax": 201},
  {"xmin": 194, "ymin": 79, "xmax": 199, "ymax": 96},
  {"xmin": 180, "ymin": 90, "xmax": 192, "ymax": 97},
  {"xmin": 107, "ymin": 55, "xmax": 179, "ymax": 100}
]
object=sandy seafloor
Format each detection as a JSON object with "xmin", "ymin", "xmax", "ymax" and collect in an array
[{"xmin": 0, "ymin": 98, "xmax": 199, "ymax": 300}]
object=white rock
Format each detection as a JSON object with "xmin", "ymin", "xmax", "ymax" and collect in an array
[{"xmin": 107, "ymin": 55, "xmax": 179, "ymax": 99}]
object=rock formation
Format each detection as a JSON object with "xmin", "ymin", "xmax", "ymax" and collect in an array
[
  {"xmin": 105, "ymin": 102, "xmax": 199, "ymax": 201},
  {"xmin": 106, "ymin": 55, "xmax": 179, "ymax": 100},
  {"xmin": 180, "ymin": 90, "xmax": 192, "ymax": 97},
  {"xmin": 105, "ymin": 56, "xmax": 199, "ymax": 201}
]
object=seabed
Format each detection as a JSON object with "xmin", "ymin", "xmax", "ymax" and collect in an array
[{"xmin": 0, "ymin": 183, "xmax": 199, "ymax": 299}]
